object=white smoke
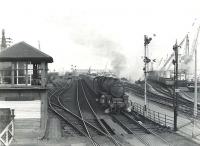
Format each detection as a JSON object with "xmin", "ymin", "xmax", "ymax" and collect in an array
[{"xmin": 71, "ymin": 31, "xmax": 128, "ymax": 76}]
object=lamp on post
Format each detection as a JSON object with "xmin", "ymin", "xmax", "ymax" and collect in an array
[
  {"xmin": 143, "ymin": 35, "xmax": 152, "ymax": 113},
  {"xmin": 172, "ymin": 41, "xmax": 179, "ymax": 131}
]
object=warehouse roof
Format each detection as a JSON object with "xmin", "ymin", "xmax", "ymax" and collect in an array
[{"xmin": 0, "ymin": 41, "xmax": 53, "ymax": 63}]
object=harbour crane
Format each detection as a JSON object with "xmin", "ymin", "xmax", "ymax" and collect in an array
[{"xmin": 159, "ymin": 35, "xmax": 188, "ymax": 72}]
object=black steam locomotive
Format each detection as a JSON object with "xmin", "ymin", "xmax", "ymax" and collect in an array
[{"xmin": 83, "ymin": 75, "xmax": 129, "ymax": 113}]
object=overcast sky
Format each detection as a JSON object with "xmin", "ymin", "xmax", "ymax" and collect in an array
[{"xmin": 0, "ymin": 0, "xmax": 200, "ymax": 80}]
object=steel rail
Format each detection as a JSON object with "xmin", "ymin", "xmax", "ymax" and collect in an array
[
  {"xmin": 76, "ymin": 80, "xmax": 100, "ymax": 146},
  {"xmin": 40, "ymin": 79, "xmax": 72, "ymax": 140},
  {"xmin": 49, "ymin": 100, "xmax": 87, "ymax": 137},
  {"xmin": 84, "ymin": 78, "xmax": 172, "ymax": 145},
  {"xmin": 127, "ymin": 85, "xmax": 197, "ymax": 126},
  {"xmin": 122, "ymin": 111, "xmax": 173, "ymax": 146},
  {"xmin": 57, "ymin": 96, "xmax": 111, "ymax": 136},
  {"xmin": 125, "ymin": 85, "xmax": 174, "ymax": 103},
  {"xmin": 80, "ymin": 79, "xmax": 123, "ymax": 146},
  {"xmin": 125, "ymin": 86, "xmax": 173, "ymax": 107},
  {"xmin": 126, "ymin": 85, "xmax": 200, "ymax": 118},
  {"xmin": 52, "ymin": 101, "xmax": 112, "ymax": 137},
  {"xmin": 56, "ymin": 79, "xmax": 123, "ymax": 146},
  {"xmin": 48, "ymin": 80, "xmax": 100, "ymax": 143},
  {"xmin": 53, "ymin": 79, "xmax": 120, "ymax": 145},
  {"xmin": 111, "ymin": 114, "xmax": 150, "ymax": 146}
]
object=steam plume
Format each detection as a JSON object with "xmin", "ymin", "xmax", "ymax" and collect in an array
[{"xmin": 72, "ymin": 32, "xmax": 127, "ymax": 76}]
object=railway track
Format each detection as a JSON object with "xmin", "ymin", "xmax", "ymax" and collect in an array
[
  {"xmin": 125, "ymin": 82, "xmax": 200, "ymax": 118},
  {"xmin": 45, "ymin": 77, "xmax": 178, "ymax": 146},
  {"xmin": 157, "ymin": 85, "xmax": 200, "ymax": 118},
  {"xmin": 48, "ymin": 78, "xmax": 89, "ymax": 137},
  {"xmin": 111, "ymin": 112, "xmax": 151, "ymax": 146},
  {"xmin": 147, "ymin": 83, "xmax": 198, "ymax": 117},
  {"xmin": 111, "ymin": 112, "xmax": 173, "ymax": 146},
  {"xmin": 77, "ymin": 79, "xmax": 103, "ymax": 146},
  {"xmin": 82, "ymin": 78, "xmax": 173, "ymax": 146},
  {"xmin": 125, "ymin": 84, "xmax": 173, "ymax": 107},
  {"xmin": 78, "ymin": 78, "xmax": 124, "ymax": 146},
  {"xmin": 49, "ymin": 79, "xmax": 101, "ymax": 145},
  {"xmin": 48, "ymin": 78, "xmax": 125, "ymax": 146},
  {"xmin": 148, "ymin": 82, "xmax": 172, "ymax": 98}
]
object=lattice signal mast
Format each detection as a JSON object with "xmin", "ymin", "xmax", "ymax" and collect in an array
[{"xmin": 0, "ymin": 29, "xmax": 12, "ymax": 52}]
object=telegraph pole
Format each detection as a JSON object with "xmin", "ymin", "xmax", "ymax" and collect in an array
[
  {"xmin": 144, "ymin": 35, "xmax": 152, "ymax": 113},
  {"xmin": 192, "ymin": 25, "xmax": 200, "ymax": 137},
  {"xmin": 173, "ymin": 41, "xmax": 179, "ymax": 131}
]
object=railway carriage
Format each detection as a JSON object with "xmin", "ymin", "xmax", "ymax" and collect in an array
[
  {"xmin": 147, "ymin": 71, "xmax": 174, "ymax": 86},
  {"xmin": 187, "ymin": 81, "xmax": 200, "ymax": 91}
]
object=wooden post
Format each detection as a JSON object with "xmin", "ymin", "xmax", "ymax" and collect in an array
[
  {"xmin": 40, "ymin": 91, "xmax": 48, "ymax": 130},
  {"xmin": 41, "ymin": 62, "xmax": 47, "ymax": 87},
  {"xmin": 25, "ymin": 63, "xmax": 28, "ymax": 86},
  {"xmin": 11, "ymin": 63, "xmax": 15, "ymax": 85}
]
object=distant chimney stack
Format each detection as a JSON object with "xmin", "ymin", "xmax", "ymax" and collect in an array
[{"xmin": 1, "ymin": 29, "xmax": 7, "ymax": 51}]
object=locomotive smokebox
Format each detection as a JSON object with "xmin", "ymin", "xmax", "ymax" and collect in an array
[
  {"xmin": 108, "ymin": 82, "xmax": 124, "ymax": 98},
  {"xmin": 82, "ymin": 75, "xmax": 129, "ymax": 112},
  {"xmin": 95, "ymin": 77, "xmax": 125, "ymax": 98}
]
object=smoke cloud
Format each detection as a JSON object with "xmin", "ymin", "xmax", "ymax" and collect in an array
[
  {"xmin": 72, "ymin": 31, "xmax": 127, "ymax": 77},
  {"xmin": 91, "ymin": 38, "xmax": 127, "ymax": 76},
  {"xmin": 110, "ymin": 52, "xmax": 127, "ymax": 76}
]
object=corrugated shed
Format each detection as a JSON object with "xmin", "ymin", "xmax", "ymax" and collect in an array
[{"xmin": 0, "ymin": 41, "xmax": 53, "ymax": 63}]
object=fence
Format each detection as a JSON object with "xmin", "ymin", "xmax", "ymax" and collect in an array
[
  {"xmin": 131, "ymin": 101, "xmax": 174, "ymax": 128},
  {"xmin": 0, "ymin": 109, "xmax": 14, "ymax": 146}
]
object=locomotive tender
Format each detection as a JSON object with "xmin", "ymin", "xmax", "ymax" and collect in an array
[{"xmin": 82, "ymin": 74, "xmax": 129, "ymax": 113}]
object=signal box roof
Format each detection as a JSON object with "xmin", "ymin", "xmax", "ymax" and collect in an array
[{"xmin": 0, "ymin": 41, "xmax": 53, "ymax": 63}]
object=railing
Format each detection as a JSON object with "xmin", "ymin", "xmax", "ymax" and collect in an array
[
  {"xmin": 0, "ymin": 120, "xmax": 14, "ymax": 146},
  {"xmin": 131, "ymin": 101, "xmax": 174, "ymax": 128}
]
